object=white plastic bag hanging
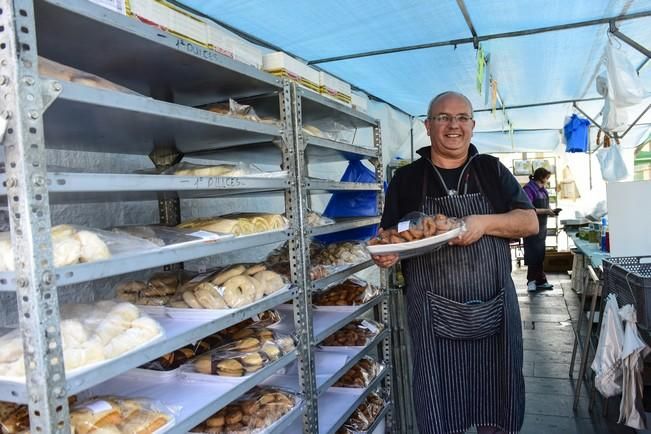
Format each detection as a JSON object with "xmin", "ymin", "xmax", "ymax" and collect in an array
[
  {"xmin": 604, "ymin": 36, "xmax": 650, "ymax": 107},
  {"xmin": 596, "ymin": 131, "xmax": 629, "ymax": 182},
  {"xmin": 592, "ymin": 293, "xmax": 624, "ymax": 397}
]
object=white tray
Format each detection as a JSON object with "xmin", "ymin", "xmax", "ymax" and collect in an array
[
  {"xmin": 366, "ymin": 227, "xmax": 462, "ymax": 255},
  {"xmin": 165, "ymin": 285, "xmax": 291, "ymax": 320},
  {"xmin": 0, "ymin": 332, "xmax": 164, "ymax": 383}
]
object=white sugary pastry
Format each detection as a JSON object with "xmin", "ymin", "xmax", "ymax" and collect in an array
[
  {"xmin": 0, "ymin": 336, "xmax": 23, "ymax": 363},
  {"xmin": 0, "ymin": 239, "xmax": 15, "ymax": 271},
  {"xmin": 129, "ymin": 317, "xmax": 161, "ymax": 339},
  {"xmin": 52, "ymin": 234, "xmax": 82, "ymax": 267},
  {"xmin": 82, "ymin": 338, "xmax": 105, "ymax": 365},
  {"xmin": 63, "ymin": 347, "xmax": 86, "ymax": 370},
  {"xmin": 107, "ymin": 302, "xmax": 140, "ymax": 323},
  {"xmin": 75, "ymin": 230, "xmax": 110, "ymax": 263},
  {"xmin": 103, "ymin": 328, "xmax": 148, "ymax": 359},
  {"xmin": 95, "ymin": 317, "xmax": 128, "ymax": 345},
  {"xmin": 60, "ymin": 319, "xmax": 88, "ymax": 348},
  {"xmin": 51, "ymin": 224, "xmax": 76, "ymax": 240},
  {"xmin": 4, "ymin": 356, "xmax": 26, "ymax": 377}
]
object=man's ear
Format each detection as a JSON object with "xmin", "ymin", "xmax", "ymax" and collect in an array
[{"xmin": 425, "ymin": 120, "xmax": 431, "ymax": 136}]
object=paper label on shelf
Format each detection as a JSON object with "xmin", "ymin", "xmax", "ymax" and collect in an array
[
  {"xmin": 250, "ymin": 313, "xmax": 260, "ymax": 322},
  {"xmin": 83, "ymin": 400, "xmax": 113, "ymax": 414},
  {"xmin": 361, "ymin": 320, "xmax": 379, "ymax": 334},
  {"xmin": 397, "ymin": 221, "xmax": 410, "ymax": 233},
  {"xmin": 187, "ymin": 272, "xmax": 212, "ymax": 284}
]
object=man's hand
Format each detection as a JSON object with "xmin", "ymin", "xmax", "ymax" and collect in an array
[
  {"xmin": 372, "ymin": 253, "xmax": 399, "ymax": 268},
  {"xmin": 449, "ymin": 215, "xmax": 486, "ymax": 246}
]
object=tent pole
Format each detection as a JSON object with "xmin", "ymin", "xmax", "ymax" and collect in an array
[
  {"xmin": 410, "ymin": 116, "xmax": 415, "ymax": 161},
  {"xmin": 620, "ymin": 104, "xmax": 651, "ymax": 139},
  {"xmin": 309, "ymin": 10, "xmax": 651, "ymax": 64},
  {"xmin": 609, "ymin": 22, "xmax": 651, "ymax": 59},
  {"xmin": 573, "ymin": 102, "xmax": 615, "ymax": 140},
  {"xmin": 455, "ymin": 0, "xmax": 479, "ymax": 48}
]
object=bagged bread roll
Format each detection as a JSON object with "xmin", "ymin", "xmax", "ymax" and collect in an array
[
  {"xmin": 75, "ymin": 230, "xmax": 111, "ymax": 263},
  {"xmin": 70, "ymin": 399, "xmax": 122, "ymax": 434}
]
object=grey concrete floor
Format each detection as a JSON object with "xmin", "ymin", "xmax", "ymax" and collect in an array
[{"xmin": 504, "ymin": 267, "xmax": 636, "ymax": 434}]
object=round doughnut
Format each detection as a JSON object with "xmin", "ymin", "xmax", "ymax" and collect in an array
[
  {"xmin": 252, "ymin": 271, "xmax": 285, "ymax": 295},
  {"xmin": 222, "ymin": 276, "xmax": 256, "ymax": 308},
  {"xmin": 206, "ymin": 414, "xmax": 225, "ymax": 428},
  {"xmin": 245, "ymin": 264, "xmax": 266, "ymax": 275},
  {"xmin": 249, "ymin": 276, "xmax": 267, "ymax": 300},
  {"xmin": 130, "ymin": 316, "xmax": 162, "ymax": 339},
  {"xmin": 212, "ymin": 265, "xmax": 246, "ymax": 286},
  {"xmin": 182, "ymin": 291, "xmax": 203, "ymax": 309},
  {"xmin": 410, "ymin": 228, "xmax": 425, "ymax": 239},
  {"xmin": 194, "ymin": 283, "xmax": 228, "ymax": 309}
]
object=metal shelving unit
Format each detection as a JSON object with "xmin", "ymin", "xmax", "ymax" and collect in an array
[
  {"xmin": 290, "ymin": 82, "xmax": 394, "ymax": 433},
  {"xmin": 0, "ymin": 1, "xmax": 394, "ymax": 433}
]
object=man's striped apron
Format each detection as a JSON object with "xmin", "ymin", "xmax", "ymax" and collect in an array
[{"xmin": 403, "ymin": 186, "xmax": 525, "ymax": 433}]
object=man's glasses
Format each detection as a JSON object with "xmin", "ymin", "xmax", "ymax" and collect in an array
[{"xmin": 428, "ymin": 114, "xmax": 473, "ymax": 124}]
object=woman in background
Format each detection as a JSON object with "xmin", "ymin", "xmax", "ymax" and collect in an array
[{"xmin": 523, "ymin": 167, "xmax": 560, "ymax": 292}]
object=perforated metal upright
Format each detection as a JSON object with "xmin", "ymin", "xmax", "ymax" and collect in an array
[
  {"xmin": 282, "ymin": 81, "xmax": 319, "ymax": 433},
  {"xmin": 0, "ymin": 1, "xmax": 70, "ymax": 433},
  {"xmin": 288, "ymin": 82, "xmax": 394, "ymax": 433}
]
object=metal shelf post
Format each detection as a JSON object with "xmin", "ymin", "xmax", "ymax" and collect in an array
[{"xmin": 0, "ymin": 0, "xmax": 70, "ymax": 432}]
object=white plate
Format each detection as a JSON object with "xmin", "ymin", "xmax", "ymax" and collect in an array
[{"xmin": 366, "ymin": 227, "xmax": 462, "ymax": 255}]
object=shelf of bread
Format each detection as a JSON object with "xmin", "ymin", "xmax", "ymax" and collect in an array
[
  {"xmin": 315, "ymin": 329, "xmax": 389, "ymax": 395},
  {"xmin": 312, "ymin": 260, "xmax": 376, "ymax": 291},
  {"xmin": 44, "ymin": 81, "xmax": 280, "ymax": 155},
  {"xmin": 0, "ymin": 288, "xmax": 295, "ymax": 404},
  {"xmin": 304, "ymin": 136, "xmax": 379, "ymax": 162},
  {"xmin": 36, "ymin": 0, "xmax": 281, "ymax": 105},
  {"xmin": 0, "ymin": 172, "xmax": 290, "ymax": 204},
  {"xmin": 322, "ymin": 369, "xmax": 388, "ymax": 434},
  {"xmin": 297, "ymin": 87, "xmax": 377, "ymax": 128},
  {"xmin": 272, "ymin": 296, "xmax": 386, "ymax": 345},
  {"xmin": 0, "ymin": 230, "xmax": 290, "ymax": 292},
  {"xmin": 309, "ymin": 217, "xmax": 381, "ymax": 237},
  {"xmin": 306, "ymin": 179, "xmax": 382, "ymax": 192}
]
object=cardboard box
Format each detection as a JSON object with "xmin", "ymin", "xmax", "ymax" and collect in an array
[
  {"xmin": 89, "ymin": 0, "xmax": 126, "ymax": 14},
  {"xmin": 231, "ymin": 38, "xmax": 263, "ymax": 69},
  {"xmin": 351, "ymin": 90, "xmax": 369, "ymax": 113},
  {"xmin": 263, "ymin": 52, "xmax": 320, "ymax": 93},
  {"xmin": 127, "ymin": 0, "xmax": 209, "ymax": 47},
  {"xmin": 319, "ymin": 71, "xmax": 352, "ymax": 106}
]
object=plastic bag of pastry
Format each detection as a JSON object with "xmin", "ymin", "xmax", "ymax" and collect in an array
[
  {"xmin": 213, "ymin": 328, "xmax": 295, "ymax": 361},
  {"xmin": 190, "ymin": 386, "xmax": 299, "ymax": 434},
  {"xmin": 1, "ymin": 396, "xmax": 77, "ymax": 434},
  {"xmin": 367, "ymin": 211, "xmax": 464, "ymax": 259},
  {"xmin": 38, "ymin": 56, "xmax": 139, "ymax": 95},
  {"xmin": 333, "ymin": 357, "xmax": 380, "ymax": 388},
  {"xmin": 1, "ymin": 302, "xmax": 163, "ymax": 378},
  {"xmin": 200, "ymin": 98, "xmax": 261, "ymax": 122},
  {"xmin": 70, "ymin": 396, "xmax": 176, "ymax": 434},
  {"xmin": 219, "ymin": 310, "xmax": 284, "ymax": 339},
  {"xmin": 307, "ymin": 209, "xmax": 335, "ymax": 227},
  {"xmin": 321, "ymin": 319, "xmax": 384, "ymax": 348},
  {"xmin": 177, "ymin": 213, "xmax": 287, "ymax": 236},
  {"xmin": 313, "ymin": 241, "xmax": 371, "ymax": 268},
  {"xmin": 314, "ymin": 278, "xmax": 380, "ymax": 307},
  {"xmin": 337, "ymin": 392, "xmax": 386, "ymax": 433},
  {"xmin": 0, "ymin": 224, "xmax": 163, "ymax": 272},
  {"xmin": 189, "ymin": 348, "xmax": 271, "ymax": 377},
  {"xmin": 111, "ymin": 225, "xmax": 208, "ymax": 247}
]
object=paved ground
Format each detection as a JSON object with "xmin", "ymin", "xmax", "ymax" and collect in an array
[{"xmin": 501, "ymin": 267, "xmax": 636, "ymax": 434}]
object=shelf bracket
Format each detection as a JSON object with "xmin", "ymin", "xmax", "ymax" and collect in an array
[{"xmin": 40, "ymin": 79, "xmax": 62, "ymax": 114}]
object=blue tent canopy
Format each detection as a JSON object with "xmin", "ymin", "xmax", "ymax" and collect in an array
[{"xmin": 176, "ymin": 0, "xmax": 651, "ymax": 152}]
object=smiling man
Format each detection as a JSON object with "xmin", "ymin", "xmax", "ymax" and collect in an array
[{"xmin": 373, "ymin": 92, "xmax": 538, "ymax": 434}]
